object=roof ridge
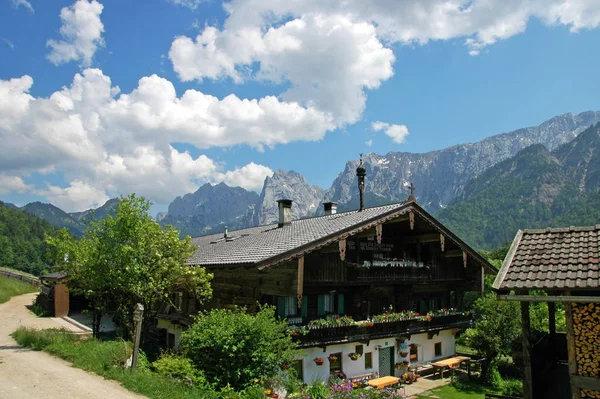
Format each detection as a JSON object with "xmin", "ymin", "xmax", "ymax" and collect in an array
[
  {"xmin": 191, "ymin": 201, "xmax": 407, "ymax": 239},
  {"xmin": 522, "ymin": 225, "xmax": 599, "ymax": 235}
]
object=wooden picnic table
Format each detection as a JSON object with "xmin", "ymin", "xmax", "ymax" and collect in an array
[
  {"xmin": 431, "ymin": 356, "xmax": 471, "ymax": 378},
  {"xmin": 367, "ymin": 376, "xmax": 401, "ymax": 389}
]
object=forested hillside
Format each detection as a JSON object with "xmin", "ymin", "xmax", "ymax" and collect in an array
[
  {"xmin": 438, "ymin": 123, "xmax": 600, "ymax": 249},
  {"xmin": 0, "ymin": 201, "xmax": 57, "ymax": 275}
]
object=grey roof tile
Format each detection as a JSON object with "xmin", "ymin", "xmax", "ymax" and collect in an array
[{"xmin": 494, "ymin": 226, "xmax": 600, "ymax": 291}]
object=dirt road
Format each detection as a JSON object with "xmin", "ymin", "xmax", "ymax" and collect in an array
[{"xmin": 0, "ymin": 293, "xmax": 145, "ymax": 399}]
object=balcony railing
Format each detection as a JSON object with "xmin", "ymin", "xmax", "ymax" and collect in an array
[
  {"xmin": 305, "ymin": 264, "xmax": 465, "ymax": 284},
  {"xmin": 291, "ymin": 313, "xmax": 472, "ymax": 346}
]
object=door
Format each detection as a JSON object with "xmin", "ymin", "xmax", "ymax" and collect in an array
[{"xmin": 378, "ymin": 347, "xmax": 394, "ymax": 377}]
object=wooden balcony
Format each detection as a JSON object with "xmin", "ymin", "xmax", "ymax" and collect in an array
[
  {"xmin": 305, "ymin": 263, "xmax": 465, "ymax": 284},
  {"xmin": 292, "ymin": 313, "xmax": 472, "ymax": 347}
]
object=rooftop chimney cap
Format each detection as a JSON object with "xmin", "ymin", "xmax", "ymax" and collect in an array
[
  {"xmin": 277, "ymin": 199, "xmax": 293, "ymax": 227},
  {"xmin": 323, "ymin": 202, "xmax": 338, "ymax": 215},
  {"xmin": 356, "ymin": 157, "xmax": 366, "ymax": 177}
]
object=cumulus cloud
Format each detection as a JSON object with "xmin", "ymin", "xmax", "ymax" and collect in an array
[
  {"xmin": 222, "ymin": 163, "xmax": 273, "ymax": 191},
  {"xmin": 47, "ymin": 0, "xmax": 105, "ymax": 67},
  {"xmin": 0, "ymin": 175, "xmax": 32, "ymax": 194},
  {"xmin": 365, "ymin": 139, "xmax": 372, "ymax": 147},
  {"xmin": 12, "ymin": 0, "xmax": 33, "ymax": 12},
  {"xmin": 372, "ymin": 121, "xmax": 409, "ymax": 144},
  {"xmin": 170, "ymin": 14, "xmax": 395, "ymax": 126},
  {"xmin": 0, "ymin": 70, "xmax": 326, "ymax": 211}
]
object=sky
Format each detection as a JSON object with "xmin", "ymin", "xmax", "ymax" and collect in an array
[{"xmin": 1, "ymin": 0, "xmax": 600, "ymax": 214}]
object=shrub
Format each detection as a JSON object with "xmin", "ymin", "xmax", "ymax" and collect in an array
[
  {"xmin": 153, "ymin": 353, "xmax": 206, "ymax": 386},
  {"xmin": 502, "ymin": 378, "xmax": 524, "ymax": 396},
  {"xmin": 486, "ymin": 364, "xmax": 504, "ymax": 389},
  {"xmin": 181, "ymin": 305, "xmax": 298, "ymax": 390}
]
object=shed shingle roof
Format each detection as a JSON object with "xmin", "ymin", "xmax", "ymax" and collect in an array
[
  {"xmin": 188, "ymin": 201, "xmax": 494, "ymax": 272},
  {"xmin": 493, "ymin": 226, "xmax": 600, "ymax": 291}
]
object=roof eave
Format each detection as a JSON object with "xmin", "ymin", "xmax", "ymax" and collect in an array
[{"xmin": 492, "ymin": 229, "xmax": 524, "ymax": 291}]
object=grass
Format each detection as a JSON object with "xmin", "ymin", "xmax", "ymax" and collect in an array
[
  {"xmin": 0, "ymin": 275, "xmax": 39, "ymax": 304},
  {"xmin": 11, "ymin": 327, "xmax": 219, "ymax": 399},
  {"xmin": 416, "ymin": 379, "xmax": 501, "ymax": 399}
]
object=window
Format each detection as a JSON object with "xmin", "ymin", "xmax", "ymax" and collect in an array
[
  {"xmin": 324, "ymin": 294, "xmax": 335, "ymax": 313},
  {"xmin": 167, "ymin": 333, "xmax": 176, "ymax": 349},
  {"xmin": 434, "ymin": 342, "xmax": 442, "ymax": 357},
  {"xmin": 355, "ymin": 345, "xmax": 363, "ymax": 355},
  {"xmin": 292, "ymin": 360, "xmax": 303, "ymax": 381},
  {"xmin": 329, "ymin": 352, "xmax": 342, "ymax": 372},
  {"xmin": 364, "ymin": 352, "xmax": 373, "ymax": 369},
  {"xmin": 410, "ymin": 344, "xmax": 418, "ymax": 362},
  {"xmin": 284, "ymin": 297, "xmax": 297, "ymax": 316},
  {"xmin": 317, "ymin": 293, "xmax": 345, "ymax": 316}
]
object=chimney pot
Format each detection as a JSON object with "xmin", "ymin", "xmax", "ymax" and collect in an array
[
  {"xmin": 277, "ymin": 199, "xmax": 293, "ymax": 227},
  {"xmin": 323, "ymin": 202, "xmax": 338, "ymax": 215}
]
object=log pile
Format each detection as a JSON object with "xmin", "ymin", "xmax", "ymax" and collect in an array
[{"xmin": 572, "ymin": 302, "xmax": 600, "ymax": 399}]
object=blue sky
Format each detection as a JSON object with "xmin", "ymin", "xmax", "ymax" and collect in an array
[{"xmin": 1, "ymin": 0, "xmax": 599, "ymax": 213}]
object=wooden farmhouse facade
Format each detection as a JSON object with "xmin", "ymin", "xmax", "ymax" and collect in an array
[
  {"xmin": 493, "ymin": 226, "xmax": 600, "ymax": 399},
  {"xmin": 157, "ymin": 165, "xmax": 495, "ymax": 383}
]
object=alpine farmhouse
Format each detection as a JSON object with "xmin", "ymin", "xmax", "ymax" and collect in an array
[{"xmin": 157, "ymin": 160, "xmax": 495, "ymax": 383}]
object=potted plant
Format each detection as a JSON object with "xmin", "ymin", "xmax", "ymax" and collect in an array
[
  {"xmin": 328, "ymin": 354, "xmax": 338, "ymax": 362},
  {"xmin": 348, "ymin": 353, "xmax": 361, "ymax": 361},
  {"xmin": 314, "ymin": 357, "xmax": 324, "ymax": 366}
]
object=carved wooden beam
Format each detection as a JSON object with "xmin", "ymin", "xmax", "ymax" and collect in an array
[
  {"xmin": 409, "ymin": 209, "xmax": 415, "ymax": 230},
  {"xmin": 297, "ymin": 256, "xmax": 304, "ymax": 309},
  {"xmin": 443, "ymin": 249, "xmax": 463, "ymax": 257},
  {"xmin": 463, "ymin": 251, "xmax": 468, "ymax": 268},
  {"xmin": 440, "ymin": 234, "xmax": 445, "ymax": 252},
  {"xmin": 339, "ymin": 238, "xmax": 347, "ymax": 261},
  {"xmin": 427, "ymin": 331, "xmax": 440, "ymax": 340},
  {"xmin": 376, "ymin": 224, "xmax": 383, "ymax": 245}
]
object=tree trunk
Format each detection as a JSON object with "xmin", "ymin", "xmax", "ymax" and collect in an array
[{"xmin": 479, "ymin": 352, "xmax": 497, "ymax": 383}]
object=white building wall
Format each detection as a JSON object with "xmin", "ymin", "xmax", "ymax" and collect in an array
[{"xmin": 298, "ymin": 328, "xmax": 457, "ymax": 383}]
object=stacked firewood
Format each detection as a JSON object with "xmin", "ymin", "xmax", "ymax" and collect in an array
[{"xmin": 572, "ymin": 303, "xmax": 600, "ymax": 399}]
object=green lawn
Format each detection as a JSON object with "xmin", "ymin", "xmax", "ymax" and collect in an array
[
  {"xmin": 0, "ymin": 275, "xmax": 39, "ymax": 304},
  {"xmin": 416, "ymin": 380, "xmax": 500, "ymax": 399}
]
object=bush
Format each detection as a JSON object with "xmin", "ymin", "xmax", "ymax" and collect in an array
[
  {"xmin": 486, "ymin": 364, "xmax": 504, "ymax": 389},
  {"xmin": 181, "ymin": 305, "xmax": 299, "ymax": 390},
  {"xmin": 502, "ymin": 378, "xmax": 524, "ymax": 396},
  {"xmin": 153, "ymin": 353, "xmax": 206, "ymax": 386}
]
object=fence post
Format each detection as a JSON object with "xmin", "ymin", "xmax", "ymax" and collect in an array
[{"xmin": 131, "ymin": 303, "xmax": 144, "ymax": 371}]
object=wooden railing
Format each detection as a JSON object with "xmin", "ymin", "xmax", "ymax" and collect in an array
[
  {"xmin": 0, "ymin": 268, "xmax": 40, "ymax": 288},
  {"xmin": 305, "ymin": 264, "xmax": 464, "ymax": 283},
  {"xmin": 295, "ymin": 314, "xmax": 472, "ymax": 346}
]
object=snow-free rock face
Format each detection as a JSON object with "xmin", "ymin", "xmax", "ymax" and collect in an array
[
  {"xmin": 324, "ymin": 111, "xmax": 600, "ymax": 213},
  {"xmin": 162, "ymin": 182, "xmax": 259, "ymax": 237},
  {"xmin": 254, "ymin": 170, "xmax": 325, "ymax": 225}
]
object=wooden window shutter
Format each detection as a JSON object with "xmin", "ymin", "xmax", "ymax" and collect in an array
[
  {"xmin": 419, "ymin": 299, "xmax": 426, "ymax": 314},
  {"xmin": 277, "ymin": 297, "xmax": 286, "ymax": 319},
  {"xmin": 317, "ymin": 295, "xmax": 325, "ymax": 316},
  {"xmin": 338, "ymin": 293, "xmax": 345, "ymax": 314},
  {"xmin": 301, "ymin": 296, "xmax": 308, "ymax": 317}
]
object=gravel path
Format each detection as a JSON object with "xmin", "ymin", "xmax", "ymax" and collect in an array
[{"xmin": 0, "ymin": 293, "xmax": 145, "ymax": 399}]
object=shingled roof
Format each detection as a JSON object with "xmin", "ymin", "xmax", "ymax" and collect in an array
[
  {"xmin": 187, "ymin": 201, "xmax": 494, "ymax": 271},
  {"xmin": 493, "ymin": 225, "xmax": 600, "ymax": 292}
]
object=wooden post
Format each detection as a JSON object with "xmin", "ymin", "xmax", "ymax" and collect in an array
[
  {"xmin": 297, "ymin": 256, "xmax": 304, "ymax": 309},
  {"xmin": 521, "ymin": 298, "xmax": 533, "ymax": 399},
  {"xmin": 548, "ymin": 302, "xmax": 556, "ymax": 335},
  {"xmin": 565, "ymin": 292, "xmax": 581, "ymax": 399},
  {"xmin": 131, "ymin": 303, "xmax": 144, "ymax": 372},
  {"xmin": 480, "ymin": 266, "xmax": 485, "ymax": 296}
]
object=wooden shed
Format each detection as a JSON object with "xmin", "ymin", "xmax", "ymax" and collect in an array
[{"xmin": 493, "ymin": 226, "xmax": 600, "ymax": 399}]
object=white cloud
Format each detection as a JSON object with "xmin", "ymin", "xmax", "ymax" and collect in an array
[
  {"xmin": 169, "ymin": 0, "xmax": 206, "ymax": 10},
  {"xmin": 222, "ymin": 163, "xmax": 273, "ymax": 191},
  {"xmin": 372, "ymin": 121, "xmax": 409, "ymax": 144},
  {"xmin": 47, "ymin": 0, "xmax": 105, "ymax": 67},
  {"xmin": 0, "ymin": 175, "xmax": 32, "ymax": 194},
  {"xmin": 170, "ymin": 14, "xmax": 395, "ymax": 126},
  {"xmin": 38, "ymin": 180, "xmax": 109, "ymax": 212},
  {"xmin": 2, "ymin": 38, "xmax": 15, "ymax": 50},
  {"xmin": 12, "ymin": 0, "xmax": 33, "ymax": 12},
  {"xmin": 0, "ymin": 70, "xmax": 324, "ymax": 211},
  {"xmin": 365, "ymin": 139, "xmax": 372, "ymax": 147}
]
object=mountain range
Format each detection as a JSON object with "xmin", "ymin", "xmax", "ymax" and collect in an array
[{"xmin": 5, "ymin": 110, "xmax": 600, "ymax": 250}]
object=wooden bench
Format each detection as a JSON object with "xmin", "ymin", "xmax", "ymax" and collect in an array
[
  {"xmin": 348, "ymin": 371, "xmax": 379, "ymax": 383},
  {"xmin": 415, "ymin": 363, "xmax": 435, "ymax": 377},
  {"xmin": 484, "ymin": 394, "xmax": 522, "ymax": 399}
]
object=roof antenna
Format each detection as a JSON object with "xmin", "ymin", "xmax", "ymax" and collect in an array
[{"xmin": 224, "ymin": 226, "xmax": 228, "ymax": 239}]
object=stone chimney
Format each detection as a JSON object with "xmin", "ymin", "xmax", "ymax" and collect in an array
[
  {"xmin": 277, "ymin": 199, "xmax": 293, "ymax": 227},
  {"xmin": 323, "ymin": 202, "xmax": 338, "ymax": 215}
]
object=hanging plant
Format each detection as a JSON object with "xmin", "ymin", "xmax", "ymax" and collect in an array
[
  {"xmin": 400, "ymin": 352, "xmax": 409, "ymax": 357},
  {"xmin": 328, "ymin": 354, "xmax": 338, "ymax": 362},
  {"xmin": 314, "ymin": 357, "xmax": 324, "ymax": 366},
  {"xmin": 348, "ymin": 353, "xmax": 362, "ymax": 361}
]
